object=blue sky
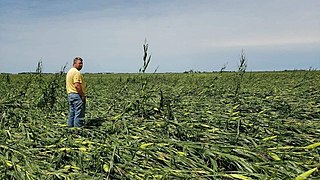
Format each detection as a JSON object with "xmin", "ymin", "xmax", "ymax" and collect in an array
[{"xmin": 0, "ymin": 0, "xmax": 319, "ymax": 73}]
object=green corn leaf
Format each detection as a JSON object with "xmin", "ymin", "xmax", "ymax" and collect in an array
[
  {"xmin": 262, "ymin": 135, "xmax": 277, "ymax": 141},
  {"xmin": 268, "ymin": 152, "xmax": 281, "ymax": 161},
  {"xmin": 140, "ymin": 143, "xmax": 153, "ymax": 149},
  {"xmin": 103, "ymin": 164, "xmax": 109, "ymax": 173},
  {"xmin": 295, "ymin": 167, "xmax": 318, "ymax": 180},
  {"xmin": 304, "ymin": 142, "xmax": 320, "ymax": 149},
  {"xmin": 228, "ymin": 174, "xmax": 250, "ymax": 180},
  {"xmin": 5, "ymin": 160, "xmax": 13, "ymax": 167}
]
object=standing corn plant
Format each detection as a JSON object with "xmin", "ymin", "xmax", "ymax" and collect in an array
[
  {"xmin": 139, "ymin": 39, "xmax": 152, "ymax": 73},
  {"xmin": 37, "ymin": 63, "xmax": 67, "ymax": 110},
  {"xmin": 232, "ymin": 50, "xmax": 248, "ymax": 139},
  {"xmin": 234, "ymin": 49, "xmax": 247, "ymax": 96}
]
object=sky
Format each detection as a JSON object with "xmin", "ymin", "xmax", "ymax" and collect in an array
[{"xmin": 0, "ymin": 0, "xmax": 319, "ymax": 73}]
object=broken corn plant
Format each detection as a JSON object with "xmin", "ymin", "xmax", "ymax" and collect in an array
[{"xmin": 0, "ymin": 69, "xmax": 320, "ymax": 179}]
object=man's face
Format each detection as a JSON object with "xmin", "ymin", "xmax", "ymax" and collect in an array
[{"xmin": 74, "ymin": 60, "xmax": 83, "ymax": 70}]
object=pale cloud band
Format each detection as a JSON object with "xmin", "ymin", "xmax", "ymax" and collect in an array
[{"xmin": 0, "ymin": 0, "xmax": 319, "ymax": 73}]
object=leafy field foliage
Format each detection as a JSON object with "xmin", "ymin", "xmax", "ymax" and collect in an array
[{"xmin": 0, "ymin": 71, "xmax": 319, "ymax": 179}]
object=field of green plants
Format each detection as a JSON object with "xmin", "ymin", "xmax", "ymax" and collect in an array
[{"xmin": 0, "ymin": 70, "xmax": 319, "ymax": 179}]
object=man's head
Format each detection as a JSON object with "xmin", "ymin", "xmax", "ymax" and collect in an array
[{"xmin": 73, "ymin": 57, "xmax": 83, "ymax": 70}]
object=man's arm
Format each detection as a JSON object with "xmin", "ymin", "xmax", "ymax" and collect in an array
[{"xmin": 74, "ymin": 82, "xmax": 85, "ymax": 101}]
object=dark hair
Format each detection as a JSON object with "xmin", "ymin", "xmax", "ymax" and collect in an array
[{"xmin": 73, "ymin": 57, "xmax": 83, "ymax": 64}]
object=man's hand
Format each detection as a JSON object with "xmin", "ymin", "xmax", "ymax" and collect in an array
[
  {"xmin": 82, "ymin": 96, "xmax": 86, "ymax": 103},
  {"xmin": 74, "ymin": 82, "xmax": 85, "ymax": 102}
]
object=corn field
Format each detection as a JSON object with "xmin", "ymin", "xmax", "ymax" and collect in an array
[{"xmin": 0, "ymin": 70, "xmax": 319, "ymax": 179}]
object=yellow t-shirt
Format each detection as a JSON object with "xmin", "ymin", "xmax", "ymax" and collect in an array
[{"xmin": 66, "ymin": 67, "xmax": 86, "ymax": 95}]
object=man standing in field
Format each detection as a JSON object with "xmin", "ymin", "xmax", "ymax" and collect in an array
[{"xmin": 66, "ymin": 57, "xmax": 86, "ymax": 127}]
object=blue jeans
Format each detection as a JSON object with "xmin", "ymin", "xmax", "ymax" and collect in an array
[{"xmin": 68, "ymin": 93, "xmax": 85, "ymax": 127}]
